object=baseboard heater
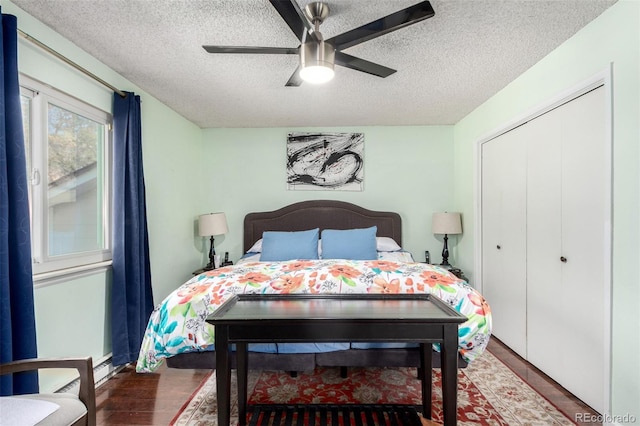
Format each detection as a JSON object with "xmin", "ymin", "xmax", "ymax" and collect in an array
[{"xmin": 56, "ymin": 354, "xmax": 123, "ymax": 394}]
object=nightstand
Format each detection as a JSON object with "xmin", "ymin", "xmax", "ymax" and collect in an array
[
  {"xmin": 427, "ymin": 263, "xmax": 468, "ymax": 282},
  {"xmin": 193, "ymin": 261, "xmax": 233, "ymax": 276},
  {"xmin": 446, "ymin": 267, "xmax": 468, "ymax": 282},
  {"xmin": 192, "ymin": 267, "xmax": 210, "ymax": 276}
]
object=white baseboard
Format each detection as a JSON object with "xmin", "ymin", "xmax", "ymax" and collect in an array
[{"xmin": 56, "ymin": 354, "xmax": 124, "ymax": 394}]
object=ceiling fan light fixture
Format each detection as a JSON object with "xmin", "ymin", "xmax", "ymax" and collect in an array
[
  {"xmin": 300, "ymin": 40, "xmax": 335, "ymax": 84},
  {"xmin": 300, "ymin": 64, "xmax": 334, "ymax": 84}
]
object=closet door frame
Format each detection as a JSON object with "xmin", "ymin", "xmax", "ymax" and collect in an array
[{"xmin": 473, "ymin": 66, "xmax": 613, "ymax": 415}]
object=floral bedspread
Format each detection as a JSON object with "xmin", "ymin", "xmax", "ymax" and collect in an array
[{"xmin": 136, "ymin": 260, "xmax": 492, "ymax": 372}]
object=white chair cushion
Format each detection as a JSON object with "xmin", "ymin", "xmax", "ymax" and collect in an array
[
  {"xmin": 0, "ymin": 397, "xmax": 59, "ymax": 426},
  {"xmin": 21, "ymin": 393, "xmax": 87, "ymax": 426}
]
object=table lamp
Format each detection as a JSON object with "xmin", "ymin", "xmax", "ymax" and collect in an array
[
  {"xmin": 198, "ymin": 212, "xmax": 229, "ymax": 270},
  {"xmin": 432, "ymin": 212, "xmax": 462, "ymax": 266}
]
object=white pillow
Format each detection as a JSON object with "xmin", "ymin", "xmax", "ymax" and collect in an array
[
  {"xmin": 376, "ymin": 236, "xmax": 402, "ymax": 252},
  {"xmin": 247, "ymin": 236, "xmax": 402, "ymax": 253},
  {"xmin": 378, "ymin": 251, "xmax": 415, "ymax": 262},
  {"xmin": 247, "ymin": 239, "xmax": 263, "ymax": 253}
]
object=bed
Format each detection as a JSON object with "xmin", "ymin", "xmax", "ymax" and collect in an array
[{"xmin": 136, "ymin": 200, "xmax": 492, "ymax": 373}]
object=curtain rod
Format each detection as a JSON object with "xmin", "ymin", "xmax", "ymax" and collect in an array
[{"xmin": 18, "ymin": 29, "xmax": 126, "ymax": 98}]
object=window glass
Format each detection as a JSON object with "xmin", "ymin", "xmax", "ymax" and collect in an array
[
  {"xmin": 47, "ymin": 103, "xmax": 105, "ymax": 257},
  {"xmin": 20, "ymin": 75, "xmax": 112, "ymax": 276}
]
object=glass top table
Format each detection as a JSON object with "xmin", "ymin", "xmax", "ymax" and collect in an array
[{"xmin": 207, "ymin": 293, "xmax": 467, "ymax": 426}]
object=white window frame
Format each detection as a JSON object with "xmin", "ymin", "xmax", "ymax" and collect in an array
[{"xmin": 20, "ymin": 75, "xmax": 112, "ymax": 279}]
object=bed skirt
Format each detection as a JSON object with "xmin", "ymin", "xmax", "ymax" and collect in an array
[{"xmin": 165, "ymin": 348, "xmax": 468, "ymax": 371}]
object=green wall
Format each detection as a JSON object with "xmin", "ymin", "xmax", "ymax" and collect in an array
[
  {"xmin": 453, "ymin": 0, "xmax": 639, "ymax": 419},
  {"xmin": 4, "ymin": 0, "xmax": 203, "ymax": 391},
  {"xmin": 201, "ymin": 126, "xmax": 457, "ymax": 264},
  {"xmin": 4, "ymin": 0, "xmax": 638, "ymax": 417},
  {"xmin": 33, "ymin": 272, "xmax": 112, "ymax": 391}
]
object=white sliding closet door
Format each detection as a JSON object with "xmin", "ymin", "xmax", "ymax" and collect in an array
[
  {"xmin": 480, "ymin": 83, "xmax": 608, "ymax": 414},
  {"xmin": 526, "ymin": 86, "xmax": 607, "ymax": 412},
  {"xmin": 481, "ymin": 125, "xmax": 528, "ymax": 358}
]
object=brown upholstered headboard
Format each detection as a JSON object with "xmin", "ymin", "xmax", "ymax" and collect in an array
[{"xmin": 243, "ymin": 200, "xmax": 402, "ymax": 253}]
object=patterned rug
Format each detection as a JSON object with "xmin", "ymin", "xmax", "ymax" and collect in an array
[{"xmin": 171, "ymin": 351, "xmax": 574, "ymax": 425}]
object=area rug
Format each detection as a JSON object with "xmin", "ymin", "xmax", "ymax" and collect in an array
[{"xmin": 170, "ymin": 351, "xmax": 574, "ymax": 425}]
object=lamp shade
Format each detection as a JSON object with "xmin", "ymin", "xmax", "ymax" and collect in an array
[
  {"xmin": 198, "ymin": 212, "xmax": 228, "ymax": 237},
  {"xmin": 432, "ymin": 212, "xmax": 462, "ymax": 235}
]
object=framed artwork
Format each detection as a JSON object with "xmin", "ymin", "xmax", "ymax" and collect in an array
[{"xmin": 286, "ymin": 132, "xmax": 364, "ymax": 191}]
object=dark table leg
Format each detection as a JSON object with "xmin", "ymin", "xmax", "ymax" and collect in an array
[
  {"xmin": 215, "ymin": 326, "xmax": 231, "ymax": 426},
  {"xmin": 441, "ymin": 324, "xmax": 459, "ymax": 426},
  {"xmin": 237, "ymin": 342, "xmax": 248, "ymax": 426},
  {"xmin": 419, "ymin": 343, "xmax": 433, "ymax": 419}
]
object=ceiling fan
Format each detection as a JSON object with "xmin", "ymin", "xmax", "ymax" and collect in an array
[{"xmin": 202, "ymin": 0, "xmax": 435, "ymax": 86}]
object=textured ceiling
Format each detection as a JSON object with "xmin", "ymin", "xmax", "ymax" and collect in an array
[{"xmin": 12, "ymin": 0, "xmax": 616, "ymax": 128}]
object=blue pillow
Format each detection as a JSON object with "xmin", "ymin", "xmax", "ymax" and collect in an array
[
  {"xmin": 321, "ymin": 226, "xmax": 377, "ymax": 260},
  {"xmin": 260, "ymin": 228, "xmax": 320, "ymax": 261}
]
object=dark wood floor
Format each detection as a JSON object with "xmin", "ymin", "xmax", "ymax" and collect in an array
[{"xmin": 95, "ymin": 338, "xmax": 601, "ymax": 425}]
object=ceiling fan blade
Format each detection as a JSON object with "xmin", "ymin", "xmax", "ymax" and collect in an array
[
  {"xmin": 335, "ymin": 52, "xmax": 396, "ymax": 78},
  {"xmin": 269, "ymin": 0, "xmax": 318, "ymax": 42},
  {"xmin": 203, "ymin": 45, "xmax": 299, "ymax": 54},
  {"xmin": 327, "ymin": 1, "xmax": 435, "ymax": 51},
  {"xmin": 285, "ymin": 65, "xmax": 303, "ymax": 87}
]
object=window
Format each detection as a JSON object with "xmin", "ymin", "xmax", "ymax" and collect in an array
[{"xmin": 20, "ymin": 76, "xmax": 112, "ymax": 276}]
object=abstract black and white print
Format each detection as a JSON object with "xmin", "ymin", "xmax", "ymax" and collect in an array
[{"xmin": 286, "ymin": 132, "xmax": 364, "ymax": 191}]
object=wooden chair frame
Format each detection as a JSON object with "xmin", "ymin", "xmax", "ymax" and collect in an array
[{"xmin": 0, "ymin": 357, "xmax": 96, "ymax": 426}]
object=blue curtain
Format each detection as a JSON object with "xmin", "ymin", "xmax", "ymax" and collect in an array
[
  {"xmin": 111, "ymin": 92, "xmax": 154, "ymax": 366},
  {"xmin": 0, "ymin": 8, "xmax": 39, "ymax": 395}
]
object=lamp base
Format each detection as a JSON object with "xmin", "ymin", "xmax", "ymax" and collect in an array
[
  {"xmin": 207, "ymin": 236, "xmax": 217, "ymax": 270},
  {"xmin": 440, "ymin": 234, "xmax": 450, "ymax": 266}
]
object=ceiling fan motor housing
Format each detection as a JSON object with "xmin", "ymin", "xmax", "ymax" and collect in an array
[{"xmin": 300, "ymin": 40, "xmax": 335, "ymax": 83}]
